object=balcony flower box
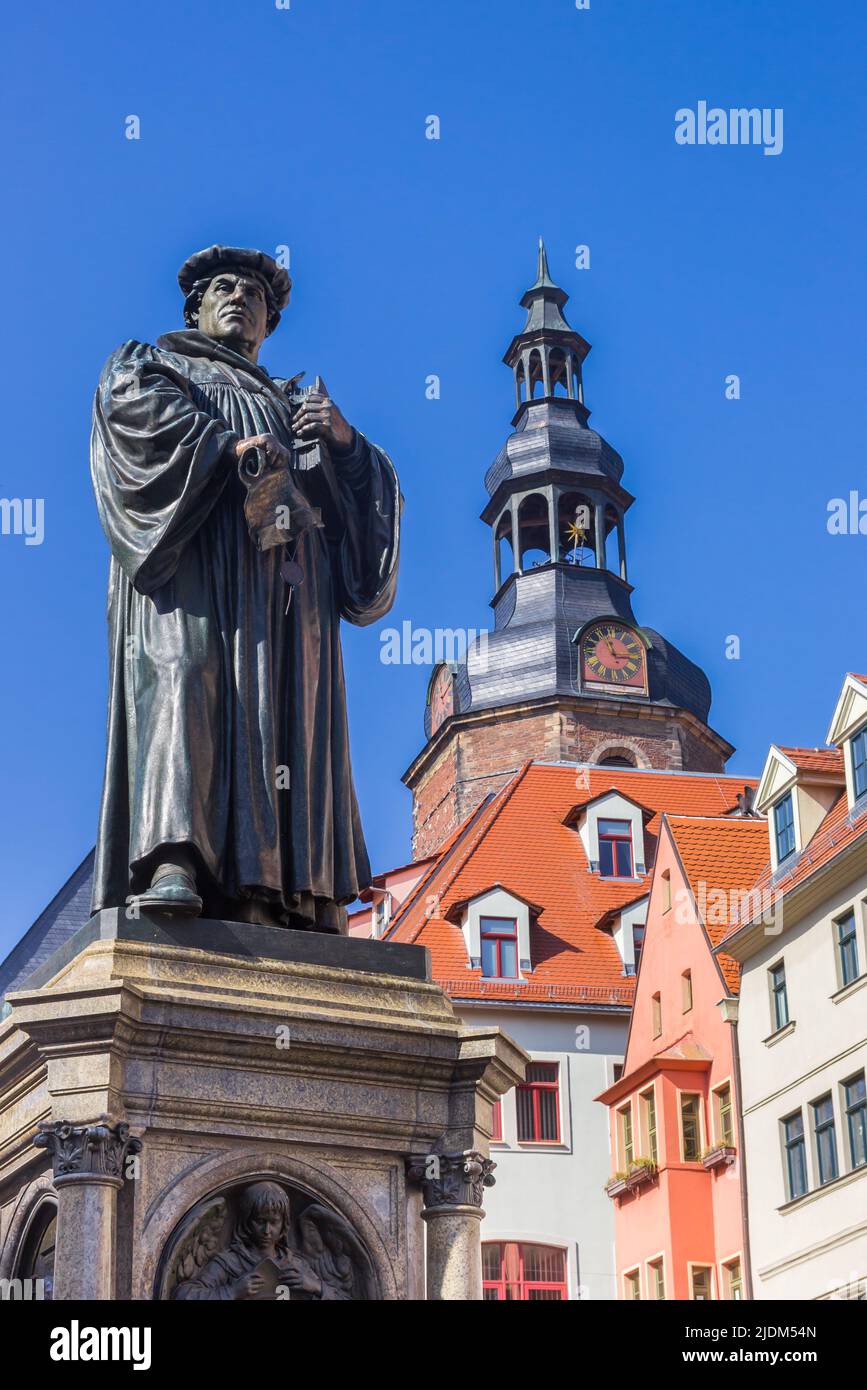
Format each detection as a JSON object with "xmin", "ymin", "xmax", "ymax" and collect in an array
[
  {"xmin": 605, "ymin": 1172, "xmax": 628, "ymax": 1198},
  {"xmin": 625, "ymin": 1158, "xmax": 658, "ymax": 1190},
  {"xmin": 701, "ymin": 1145, "xmax": 736, "ymax": 1171}
]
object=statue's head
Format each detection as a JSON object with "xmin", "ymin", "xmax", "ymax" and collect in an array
[
  {"xmin": 235, "ymin": 1180, "xmax": 292, "ymax": 1251},
  {"xmin": 178, "ymin": 245, "xmax": 292, "ymax": 362}
]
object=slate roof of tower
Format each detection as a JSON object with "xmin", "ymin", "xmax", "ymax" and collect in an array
[{"xmin": 384, "ymin": 762, "xmax": 758, "ymax": 1005}]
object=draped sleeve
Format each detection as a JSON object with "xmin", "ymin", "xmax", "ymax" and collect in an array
[
  {"xmin": 328, "ymin": 430, "xmax": 401, "ymax": 627},
  {"xmin": 90, "ymin": 340, "xmax": 240, "ymax": 594}
]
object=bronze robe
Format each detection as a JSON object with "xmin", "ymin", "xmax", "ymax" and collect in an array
[{"xmin": 90, "ymin": 329, "xmax": 400, "ymax": 928}]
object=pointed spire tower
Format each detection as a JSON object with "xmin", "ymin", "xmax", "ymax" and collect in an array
[
  {"xmin": 504, "ymin": 238, "xmax": 592, "ymax": 412},
  {"xmin": 404, "ymin": 245, "xmax": 734, "ymax": 859}
]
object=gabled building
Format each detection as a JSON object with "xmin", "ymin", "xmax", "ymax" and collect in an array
[
  {"xmin": 718, "ymin": 673, "xmax": 867, "ymax": 1301},
  {"xmin": 597, "ymin": 815, "xmax": 768, "ymax": 1301},
  {"xmin": 377, "ymin": 761, "xmax": 758, "ymax": 1299}
]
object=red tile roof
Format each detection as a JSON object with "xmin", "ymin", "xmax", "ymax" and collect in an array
[
  {"xmin": 721, "ymin": 790, "xmax": 867, "ymax": 941},
  {"xmin": 776, "ymin": 746, "xmax": 845, "ymax": 776},
  {"xmin": 665, "ymin": 815, "xmax": 771, "ymax": 991},
  {"xmin": 385, "ymin": 762, "xmax": 759, "ymax": 1005}
]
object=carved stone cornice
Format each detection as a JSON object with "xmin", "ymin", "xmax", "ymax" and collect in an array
[
  {"xmin": 34, "ymin": 1120, "xmax": 142, "ymax": 1185},
  {"xmin": 406, "ymin": 1150, "xmax": 496, "ymax": 1211}
]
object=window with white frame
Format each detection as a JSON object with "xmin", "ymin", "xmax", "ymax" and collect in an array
[
  {"xmin": 722, "ymin": 1258, "xmax": 743, "ymax": 1300},
  {"xmin": 713, "ymin": 1083, "xmax": 734, "ymax": 1147},
  {"xmin": 843, "ymin": 1073, "xmax": 867, "ymax": 1170},
  {"xmin": 812, "ymin": 1093, "xmax": 839, "ymax": 1186},
  {"xmin": 835, "ymin": 909, "xmax": 860, "ymax": 988},
  {"xmin": 680, "ymin": 1093, "xmax": 702, "ymax": 1163},
  {"xmin": 769, "ymin": 960, "xmax": 790, "ymax": 1032},
  {"xmin": 774, "ymin": 793, "xmax": 796, "ymax": 863},
  {"xmin": 782, "ymin": 1110, "xmax": 808, "ymax": 1200},
  {"xmin": 647, "ymin": 1258, "xmax": 665, "ymax": 1300},
  {"xmin": 852, "ymin": 727, "xmax": 867, "ymax": 802}
]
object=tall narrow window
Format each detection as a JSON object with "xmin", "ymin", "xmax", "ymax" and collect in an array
[
  {"xmin": 680, "ymin": 1094, "xmax": 702, "ymax": 1162},
  {"xmin": 836, "ymin": 911, "xmax": 860, "ymax": 988},
  {"xmin": 723, "ymin": 1259, "xmax": 743, "ymax": 1300},
  {"xmin": 624, "ymin": 1269, "xmax": 641, "ymax": 1301},
  {"xmin": 681, "ymin": 969, "xmax": 693, "ymax": 1013},
  {"xmin": 632, "ymin": 924, "xmax": 645, "ymax": 975},
  {"xmin": 783, "ymin": 1111, "xmax": 808, "ymax": 1200},
  {"xmin": 648, "ymin": 1259, "xmax": 665, "ymax": 1300},
  {"xmin": 716, "ymin": 1084, "xmax": 734, "ymax": 1146},
  {"xmin": 618, "ymin": 1103, "xmax": 634, "ymax": 1168},
  {"xmin": 516, "ymin": 1063, "xmax": 560, "ymax": 1143},
  {"xmin": 774, "ymin": 793, "xmax": 796, "ymax": 863},
  {"xmin": 598, "ymin": 820, "xmax": 634, "ymax": 878},
  {"xmin": 853, "ymin": 727, "xmax": 867, "ymax": 801},
  {"xmin": 480, "ymin": 917, "xmax": 518, "ymax": 979},
  {"xmin": 812, "ymin": 1094, "xmax": 839, "ymax": 1185},
  {"xmin": 844, "ymin": 1073, "xmax": 867, "ymax": 1169},
  {"xmin": 661, "ymin": 870, "xmax": 672, "ymax": 913},
  {"xmin": 651, "ymin": 992, "xmax": 662, "ymax": 1039},
  {"xmin": 641, "ymin": 1088, "xmax": 658, "ymax": 1163},
  {"xmin": 690, "ymin": 1266, "xmax": 713, "ymax": 1301},
  {"xmin": 491, "ymin": 1099, "xmax": 503, "ymax": 1143},
  {"xmin": 769, "ymin": 961, "xmax": 789, "ymax": 1031}
]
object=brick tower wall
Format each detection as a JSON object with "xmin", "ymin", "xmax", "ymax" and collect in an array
[{"xmin": 407, "ymin": 701, "xmax": 729, "ymax": 859}]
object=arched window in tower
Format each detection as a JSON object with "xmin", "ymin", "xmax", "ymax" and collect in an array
[
  {"xmin": 603, "ymin": 505, "xmax": 620, "ymax": 574},
  {"xmin": 557, "ymin": 491, "xmax": 596, "ymax": 566},
  {"xmin": 527, "ymin": 348, "xmax": 546, "ymax": 399},
  {"xmin": 548, "ymin": 348, "xmax": 570, "ymax": 397},
  {"xmin": 514, "ymin": 359, "xmax": 527, "ymax": 406},
  {"xmin": 517, "ymin": 494, "xmax": 551, "ymax": 570},
  {"xmin": 495, "ymin": 510, "xmax": 515, "ymax": 589}
]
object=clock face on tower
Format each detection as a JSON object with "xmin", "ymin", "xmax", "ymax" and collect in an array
[
  {"xmin": 580, "ymin": 622, "xmax": 648, "ymax": 694},
  {"xmin": 428, "ymin": 664, "xmax": 454, "ymax": 734}
]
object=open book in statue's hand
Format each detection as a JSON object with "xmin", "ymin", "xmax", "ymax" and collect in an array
[
  {"xmin": 236, "ymin": 437, "xmax": 323, "ymax": 552},
  {"xmin": 249, "ymin": 1257, "xmax": 288, "ymax": 1300}
]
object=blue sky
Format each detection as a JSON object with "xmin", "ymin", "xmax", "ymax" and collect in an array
[{"xmin": 1, "ymin": 0, "xmax": 866, "ymax": 957}]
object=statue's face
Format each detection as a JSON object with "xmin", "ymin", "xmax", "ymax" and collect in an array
[
  {"xmin": 197, "ymin": 272, "xmax": 270, "ymax": 359},
  {"xmin": 248, "ymin": 1207, "xmax": 284, "ymax": 1248}
]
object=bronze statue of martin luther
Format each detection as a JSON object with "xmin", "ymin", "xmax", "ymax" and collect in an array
[{"xmin": 90, "ymin": 245, "xmax": 400, "ymax": 933}]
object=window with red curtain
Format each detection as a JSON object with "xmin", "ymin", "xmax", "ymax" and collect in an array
[
  {"xmin": 491, "ymin": 1099, "xmax": 503, "ymax": 1142},
  {"xmin": 482, "ymin": 1242, "xmax": 568, "ymax": 1300},
  {"xmin": 516, "ymin": 1062, "xmax": 560, "ymax": 1143},
  {"xmin": 598, "ymin": 819, "xmax": 634, "ymax": 878}
]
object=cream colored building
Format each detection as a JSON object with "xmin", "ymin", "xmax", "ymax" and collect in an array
[{"xmin": 720, "ymin": 674, "xmax": 867, "ymax": 1301}]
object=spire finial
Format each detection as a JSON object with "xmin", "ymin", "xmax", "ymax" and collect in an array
[{"xmin": 537, "ymin": 236, "xmax": 550, "ymax": 281}]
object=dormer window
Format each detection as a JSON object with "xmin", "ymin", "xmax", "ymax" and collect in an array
[
  {"xmin": 774, "ymin": 794, "xmax": 796, "ymax": 864},
  {"xmin": 598, "ymin": 820, "xmax": 634, "ymax": 878},
  {"xmin": 852, "ymin": 728, "xmax": 867, "ymax": 801},
  {"xmin": 480, "ymin": 917, "xmax": 519, "ymax": 978}
]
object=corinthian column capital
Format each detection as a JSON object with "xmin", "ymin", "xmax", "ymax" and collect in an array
[
  {"xmin": 34, "ymin": 1119, "xmax": 142, "ymax": 1185},
  {"xmin": 406, "ymin": 1150, "xmax": 496, "ymax": 1212}
]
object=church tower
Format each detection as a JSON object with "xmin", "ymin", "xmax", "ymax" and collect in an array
[{"xmin": 403, "ymin": 243, "xmax": 733, "ymax": 858}]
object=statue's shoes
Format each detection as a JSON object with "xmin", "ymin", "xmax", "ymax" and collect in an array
[{"xmin": 137, "ymin": 871, "xmax": 203, "ymax": 917}]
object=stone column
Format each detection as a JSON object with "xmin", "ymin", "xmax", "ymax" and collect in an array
[
  {"xmin": 407, "ymin": 1151, "xmax": 496, "ymax": 1301},
  {"xmin": 34, "ymin": 1120, "xmax": 142, "ymax": 1301}
]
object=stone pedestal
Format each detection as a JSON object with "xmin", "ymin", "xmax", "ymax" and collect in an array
[{"xmin": 0, "ymin": 910, "xmax": 526, "ymax": 1301}]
